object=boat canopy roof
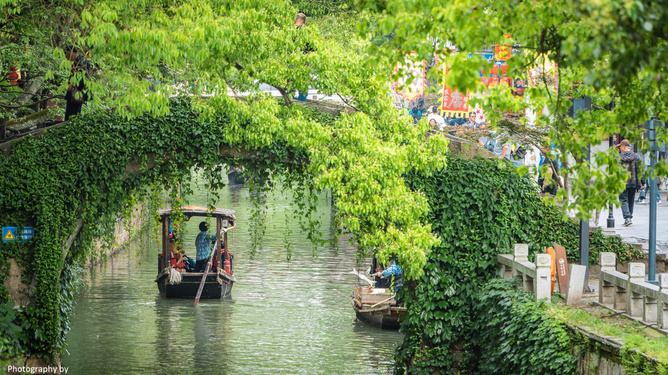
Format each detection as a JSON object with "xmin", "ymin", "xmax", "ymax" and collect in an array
[{"xmin": 158, "ymin": 206, "xmax": 236, "ymax": 220}]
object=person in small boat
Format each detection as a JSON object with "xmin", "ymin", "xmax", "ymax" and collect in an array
[
  {"xmin": 375, "ymin": 257, "xmax": 403, "ymax": 293},
  {"xmin": 373, "ymin": 262, "xmax": 390, "ymax": 289},
  {"xmin": 195, "ymin": 222, "xmax": 217, "ymax": 272},
  {"xmin": 169, "ymin": 234, "xmax": 195, "ymax": 271}
]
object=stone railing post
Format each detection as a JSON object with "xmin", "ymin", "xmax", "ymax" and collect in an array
[
  {"xmin": 513, "ymin": 243, "xmax": 529, "ymax": 262},
  {"xmin": 513, "ymin": 244, "xmax": 531, "ymax": 291},
  {"xmin": 535, "ymin": 254, "xmax": 551, "ymax": 303},
  {"xmin": 658, "ymin": 274, "xmax": 668, "ymax": 330},
  {"xmin": 599, "ymin": 252, "xmax": 616, "ymax": 306},
  {"xmin": 627, "ymin": 263, "xmax": 646, "ymax": 318}
]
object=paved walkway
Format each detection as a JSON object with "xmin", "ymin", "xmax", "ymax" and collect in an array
[{"xmin": 597, "ymin": 196, "xmax": 668, "ymax": 253}]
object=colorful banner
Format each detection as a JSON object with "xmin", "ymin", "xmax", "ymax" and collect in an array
[
  {"xmin": 441, "ymin": 66, "xmax": 470, "ymax": 118},
  {"xmin": 393, "ymin": 54, "xmax": 426, "ymax": 103},
  {"xmin": 494, "ymin": 34, "xmax": 514, "ymax": 61},
  {"xmin": 494, "ymin": 44, "xmax": 512, "ymax": 61}
]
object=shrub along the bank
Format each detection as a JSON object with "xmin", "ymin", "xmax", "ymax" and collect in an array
[
  {"xmin": 396, "ymin": 156, "xmax": 640, "ymax": 374},
  {"xmin": 470, "ymin": 279, "xmax": 577, "ymax": 375}
]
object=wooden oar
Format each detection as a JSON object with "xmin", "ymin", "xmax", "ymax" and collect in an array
[
  {"xmin": 195, "ymin": 223, "xmax": 236, "ymax": 306},
  {"xmin": 370, "ymin": 295, "xmax": 395, "ymax": 308},
  {"xmin": 194, "ymin": 239, "xmax": 219, "ymax": 306}
]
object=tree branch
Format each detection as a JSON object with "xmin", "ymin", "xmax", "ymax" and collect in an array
[
  {"xmin": 0, "ymin": 96, "xmax": 52, "ymax": 109},
  {"xmin": 335, "ymin": 92, "xmax": 361, "ymax": 112},
  {"xmin": 273, "ymin": 85, "xmax": 293, "ymax": 107}
]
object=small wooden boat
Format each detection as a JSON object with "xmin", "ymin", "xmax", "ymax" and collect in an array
[
  {"xmin": 227, "ymin": 167, "xmax": 246, "ymax": 185},
  {"xmin": 155, "ymin": 206, "xmax": 237, "ymax": 299},
  {"xmin": 227, "ymin": 166, "xmax": 269, "ymax": 186},
  {"xmin": 352, "ymin": 286, "xmax": 406, "ymax": 329}
]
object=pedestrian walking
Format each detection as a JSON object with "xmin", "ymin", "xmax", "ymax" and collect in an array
[
  {"xmin": 617, "ymin": 139, "xmax": 641, "ymax": 226},
  {"xmin": 637, "ymin": 178, "xmax": 661, "ymax": 204},
  {"xmin": 64, "ymin": 45, "xmax": 92, "ymax": 120}
]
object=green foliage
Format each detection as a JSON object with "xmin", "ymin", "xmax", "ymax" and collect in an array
[
  {"xmin": 470, "ymin": 279, "xmax": 577, "ymax": 375},
  {"xmin": 358, "ymin": 0, "xmax": 668, "ymax": 219},
  {"xmin": 292, "ymin": 0, "xmax": 356, "ymax": 17},
  {"xmin": 0, "ymin": 301, "xmax": 31, "ymax": 358},
  {"xmin": 550, "ymin": 305, "xmax": 668, "ymax": 370},
  {"xmin": 0, "ymin": 0, "xmax": 86, "ymax": 119},
  {"xmin": 0, "ymin": 85, "xmax": 444, "ymax": 358},
  {"xmin": 396, "ymin": 156, "xmax": 640, "ymax": 374},
  {"xmin": 541, "ymin": 214, "xmax": 641, "ymax": 264}
]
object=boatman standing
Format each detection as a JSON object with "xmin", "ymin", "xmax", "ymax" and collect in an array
[
  {"xmin": 376, "ymin": 257, "xmax": 403, "ymax": 293},
  {"xmin": 195, "ymin": 222, "xmax": 216, "ymax": 272}
]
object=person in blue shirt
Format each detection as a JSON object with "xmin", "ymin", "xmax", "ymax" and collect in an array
[
  {"xmin": 195, "ymin": 222, "xmax": 217, "ymax": 272},
  {"xmin": 375, "ymin": 257, "xmax": 403, "ymax": 293}
]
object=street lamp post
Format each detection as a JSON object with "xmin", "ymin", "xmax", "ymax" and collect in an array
[
  {"xmin": 647, "ymin": 118, "xmax": 660, "ymax": 284},
  {"xmin": 607, "ymin": 135, "xmax": 615, "ymax": 228},
  {"xmin": 573, "ymin": 96, "xmax": 592, "ymax": 292}
]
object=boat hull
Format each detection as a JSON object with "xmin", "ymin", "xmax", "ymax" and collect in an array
[
  {"xmin": 352, "ymin": 299, "xmax": 405, "ymax": 329},
  {"xmin": 156, "ymin": 272, "xmax": 234, "ymax": 299},
  {"xmin": 227, "ymin": 171, "xmax": 246, "ymax": 185}
]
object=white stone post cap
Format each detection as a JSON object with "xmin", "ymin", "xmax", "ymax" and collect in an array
[
  {"xmin": 514, "ymin": 244, "xmax": 529, "ymax": 257},
  {"xmin": 535, "ymin": 254, "xmax": 551, "ymax": 268},
  {"xmin": 659, "ymin": 273, "xmax": 668, "ymax": 289},
  {"xmin": 599, "ymin": 252, "xmax": 616, "ymax": 267},
  {"xmin": 629, "ymin": 263, "xmax": 646, "ymax": 278}
]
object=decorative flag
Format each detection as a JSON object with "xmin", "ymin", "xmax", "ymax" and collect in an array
[
  {"xmin": 441, "ymin": 66, "xmax": 470, "ymax": 118},
  {"xmin": 393, "ymin": 54, "xmax": 426, "ymax": 103},
  {"xmin": 494, "ymin": 34, "xmax": 513, "ymax": 61}
]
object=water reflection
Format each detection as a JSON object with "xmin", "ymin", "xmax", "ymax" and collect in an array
[{"xmin": 63, "ymin": 173, "xmax": 402, "ymax": 374}]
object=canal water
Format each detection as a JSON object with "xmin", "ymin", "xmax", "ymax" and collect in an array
[{"xmin": 62, "ymin": 173, "xmax": 403, "ymax": 374}]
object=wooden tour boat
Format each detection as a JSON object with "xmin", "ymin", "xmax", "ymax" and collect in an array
[
  {"xmin": 227, "ymin": 167, "xmax": 246, "ymax": 185},
  {"xmin": 155, "ymin": 206, "xmax": 237, "ymax": 300},
  {"xmin": 352, "ymin": 286, "xmax": 406, "ymax": 329}
]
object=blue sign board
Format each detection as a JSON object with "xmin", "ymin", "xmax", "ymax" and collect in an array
[{"xmin": 2, "ymin": 226, "xmax": 34, "ymax": 243}]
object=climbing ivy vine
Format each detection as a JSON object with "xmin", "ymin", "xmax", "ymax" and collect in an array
[
  {"xmin": 0, "ymin": 89, "xmax": 445, "ymax": 360},
  {"xmin": 396, "ymin": 156, "xmax": 641, "ymax": 374}
]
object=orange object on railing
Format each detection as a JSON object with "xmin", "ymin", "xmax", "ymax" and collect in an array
[{"xmin": 545, "ymin": 247, "xmax": 556, "ymax": 294}]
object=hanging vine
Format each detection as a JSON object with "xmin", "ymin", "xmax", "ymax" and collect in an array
[{"xmin": 0, "ymin": 94, "xmax": 447, "ymax": 360}]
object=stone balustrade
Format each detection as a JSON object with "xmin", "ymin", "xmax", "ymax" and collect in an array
[
  {"xmin": 497, "ymin": 243, "xmax": 589, "ymax": 306},
  {"xmin": 598, "ymin": 252, "xmax": 668, "ymax": 329},
  {"xmin": 497, "ymin": 244, "xmax": 552, "ymax": 303}
]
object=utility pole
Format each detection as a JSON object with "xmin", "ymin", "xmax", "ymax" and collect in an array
[{"xmin": 572, "ymin": 96, "xmax": 592, "ymax": 291}]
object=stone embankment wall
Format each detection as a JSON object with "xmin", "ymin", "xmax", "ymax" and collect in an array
[
  {"xmin": 3, "ymin": 200, "xmax": 150, "ymax": 375},
  {"xmin": 90, "ymin": 201, "xmax": 150, "ymax": 264},
  {"xmin": 4, "ymin": 202, "xmax": 150, "ymax": 308},
  {"xmin": 568, "ymin": 324, "xmax": 666, "ymax": 375}
]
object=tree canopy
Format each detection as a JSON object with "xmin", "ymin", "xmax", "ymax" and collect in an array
[
  {"xmin": 1, "ymin": 0, "xmax": 450, "ymax": 278},
  {"xmin": 0, "ymin": 0, "xmax": 452, "ymax": 358},
  {"xmin": 359, "ymin": 0, "xmax": 668, "ymax": 217}
]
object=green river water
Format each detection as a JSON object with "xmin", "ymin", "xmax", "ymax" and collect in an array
[{"xmin": 62, "ymin": 173, "xmax": 402, "ymax": 374}]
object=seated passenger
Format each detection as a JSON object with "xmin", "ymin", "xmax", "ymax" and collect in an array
[
  {"xmin": 169, "ymin": 234, "xmax": 195, "ymax": 272},
  {"xmin": 375, "ymin": 257, "xmax": 403, "ymax": 293},
  {"xmin": 373, "ymin": 263, "xmax": 391, "ymax": 288},
  {"xmin": 195, "ymin": 222, "xmax": 216, "ymax": 272},
  {"xmin": 178, "ymin": 250, "xmax": 196, "ymax": 271}
]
